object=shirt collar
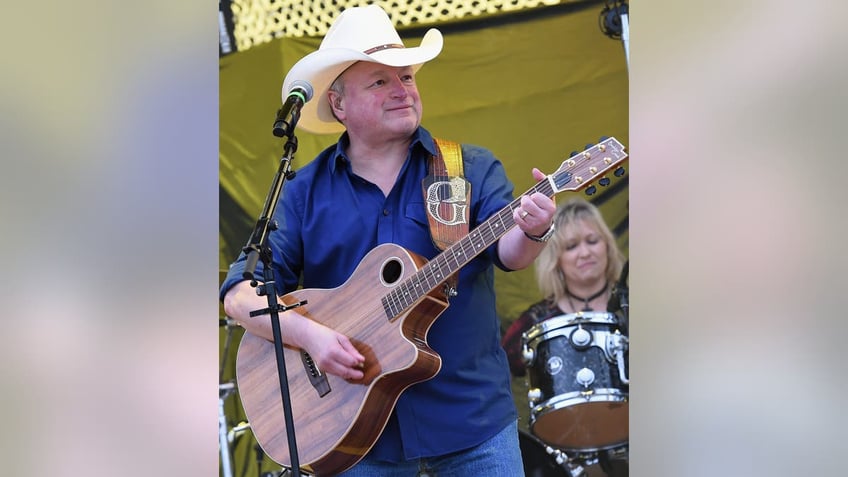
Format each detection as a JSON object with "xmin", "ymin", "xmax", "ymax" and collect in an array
[{"xmin": 328, "ymin": 127, "xmax": 438, "ymax": 175}]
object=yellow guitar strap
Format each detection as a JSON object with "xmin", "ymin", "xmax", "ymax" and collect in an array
[{"xmin": 423, "ymin": 138, "xmax": 471, "ymax": 252}]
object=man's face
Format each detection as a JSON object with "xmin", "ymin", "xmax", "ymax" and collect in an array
[{"xmin": 331, "ymin": 62, "xmax": 422, "ymax": 141}]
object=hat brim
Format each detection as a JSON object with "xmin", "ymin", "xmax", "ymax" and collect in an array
[{"xmin": 283, "ymin": 28, "xmax": 443, "ymax": 135}]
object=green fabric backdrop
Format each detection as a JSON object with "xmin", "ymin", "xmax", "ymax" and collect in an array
[{"xmin": 219, "ymin": 3, "xmax": 628, "ymax": 473}]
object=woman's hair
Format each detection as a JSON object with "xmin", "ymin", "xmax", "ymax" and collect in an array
[{"xmin": 535, "ymin": 198, "xmax": 625, "ymax": 303}]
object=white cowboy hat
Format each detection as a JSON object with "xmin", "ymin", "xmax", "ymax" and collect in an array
[{"xmin": 282, "ymin": 4, "xmax": 443, "ymax": 134}]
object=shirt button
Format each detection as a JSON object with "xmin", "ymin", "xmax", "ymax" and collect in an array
[{"xmin": 382, "ymin": 209, "xmax": 390, "ymax": 216}]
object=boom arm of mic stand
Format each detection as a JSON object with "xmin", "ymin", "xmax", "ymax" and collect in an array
[{"xmin": 240, "ymin": 134, "xmax": 303, "ymax": 477}]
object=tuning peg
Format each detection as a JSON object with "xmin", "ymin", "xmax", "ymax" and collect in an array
[
  {"xmin": 598, "ymin": 177, "xmax": 611, "ymax": 187},
  {"xmin": 614, "ymin": 166, "xmax": 626, "ymax": 177},
  {"xmin": 585, "ymin": 185, "xmax": 596, "ymax": 196},
  {"xmin": 569, "ymin": 151, "xmax": 579, "ymax": 157},
  {"xmin": 599, "ymin": 135, "xmax": 609, "ymax": 142},
  {"xmin": 585, "ymin": 144, "xmax": 594, "ymax": 151}
]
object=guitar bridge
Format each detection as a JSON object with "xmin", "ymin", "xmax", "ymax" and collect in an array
[{"xmin": 301, "ymin": 351, "xmax": 331, "ymax": 397}]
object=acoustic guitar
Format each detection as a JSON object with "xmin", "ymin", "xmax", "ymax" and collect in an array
[{"xmin": 236, "ymin": 137, "xmax": 628, "ymax": 476}]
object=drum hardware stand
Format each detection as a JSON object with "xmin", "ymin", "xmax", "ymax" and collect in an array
[
  {"xmin": 543, "ymin": 445, "xmax": 588, "ymax": 477},
  {"xmin": 608, "ymin": 261, "xmax": 629, "ymax": 335},
  {"xmin": 229, "ymin": 421, "xmax": 251, "ymax": 444},
  {"xmin": 240, "ymin": 118, "xmax": 306, "ymax": 477},
  {"xmin": 610, "ymin": 333, "xmax": 629, "ymax": 384},
  {"xmin": 608, "ymin": 260, "xmax": 629, "ymax": 384},
  {"xmin": 219, "ymin": 381, "xmax": 238, "ymax": 477},
  {"xmin": 220, "ymin": 313, "xmax": 245, "ymax": 477}
]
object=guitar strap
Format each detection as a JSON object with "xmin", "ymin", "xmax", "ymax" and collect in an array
[
  {"xmin": 423, "ymin": 138, "xmax": 471, "ymax": 250},
  {"xmin": 422, "ymin": 138, "xmax": 471, "ymax": 295}
]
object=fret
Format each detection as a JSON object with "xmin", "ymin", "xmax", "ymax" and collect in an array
[
  {"xmin": 433, "ymin": 255, "xmax": 450, "ymax": 278},
  {"xmin": 446, "ymin": 243, "xmax": 462, "ymax": 271}
]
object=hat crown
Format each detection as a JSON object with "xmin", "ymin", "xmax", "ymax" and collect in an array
[{"xmin": 320, "ymin": 5, "xmax": 404, "ymax": 53}]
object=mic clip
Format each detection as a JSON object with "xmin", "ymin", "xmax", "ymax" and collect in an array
[{"xmin": 272, "ymin": 105, "xmax": 300, "ymax": 138}]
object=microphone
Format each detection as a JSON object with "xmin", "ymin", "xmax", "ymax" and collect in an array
[{"xmin": 272, "ymin": 80, "xmax": 314, "ymax": 138}]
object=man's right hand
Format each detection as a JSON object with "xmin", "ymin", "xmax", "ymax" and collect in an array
[{"xmin": 223, "ymin": 280, "xmax": 365, "ymax": 380}]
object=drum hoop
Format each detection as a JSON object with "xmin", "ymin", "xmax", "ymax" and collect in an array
[
  {"xmin": 523, "ymin": 312, "xmax": 618, "ymax": 343},
  {"xmin": 525, "ymin": 327, "xmax": 618, "ymax": 353},
  {"xmin": 531, "ymin": 388, "xmax": 628, "ymax": 417}
]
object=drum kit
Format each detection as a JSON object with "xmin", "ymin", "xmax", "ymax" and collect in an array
[{"xmin": 519, "ymin": 311, "xmax": 630, "ymax": 477}]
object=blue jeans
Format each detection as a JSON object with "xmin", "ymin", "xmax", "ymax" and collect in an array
[{"xmin": 336, "ymin": 420, "xmax": 524, "ymax": 477}]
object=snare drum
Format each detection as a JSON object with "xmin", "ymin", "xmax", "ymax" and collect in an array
[{"xmin": 522, "ymin": 312, "xmax": 629, "ymax": 452}]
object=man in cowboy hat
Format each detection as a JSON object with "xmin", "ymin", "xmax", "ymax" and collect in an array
[{"xmin": 221, "ymin": 4, "xmax": 556, "ymax": 476}]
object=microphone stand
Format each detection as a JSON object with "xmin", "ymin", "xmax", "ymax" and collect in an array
[
  {"xmin": 241, "ymin": 122, "xmax": 305, "ymax": 477},
  {"xmin": 612, "ymin": 260, "xmax": 629, "ymax": 336},
  {"xmin": 608, "ymin": 260, "xmax": 629, "ymax": 386}
]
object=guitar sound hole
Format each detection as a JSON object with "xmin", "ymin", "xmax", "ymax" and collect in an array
[{"xmin": 382, "ymin": 258, "xmax": 402, "ymax": 284}]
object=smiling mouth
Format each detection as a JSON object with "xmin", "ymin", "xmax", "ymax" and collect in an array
[{"xmin": 387, "ymin": 103, "xmax": 413, "ymax": 111}]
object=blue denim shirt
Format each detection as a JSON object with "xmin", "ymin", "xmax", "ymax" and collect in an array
[{"xmin": 220, "ymin": 127, "xmax": 518, "ymax": 461}]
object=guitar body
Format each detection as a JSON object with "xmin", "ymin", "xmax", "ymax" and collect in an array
[{"xmin": 236, "ymin": 243, "xmax": 448, "ymax": 476}]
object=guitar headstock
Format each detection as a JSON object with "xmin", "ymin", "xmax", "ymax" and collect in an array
[{"xmin": 549, "ymin": 137, "xmax": 628, "ymax": 195}]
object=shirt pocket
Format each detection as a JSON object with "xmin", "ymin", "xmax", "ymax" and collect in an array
[{"xmin": 405, "ymin": 201, "xmax": 429, "ymax": 229}]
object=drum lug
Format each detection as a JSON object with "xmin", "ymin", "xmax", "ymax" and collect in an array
[
  {"xmin": 527, "ymin": 387, "xmax": 542, "ymax": 405},
  {"xmin": 521, "ymin": 341, "xmax": 535, "ymax": 365},
  {"xmin": 570, "ymin": 326, "xmax": 593, "ymax": 350}
]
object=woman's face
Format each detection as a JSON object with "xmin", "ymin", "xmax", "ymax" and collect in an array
[{"xmin": 558, "ymin": 219, "xmax": 609, "ymax": 288}]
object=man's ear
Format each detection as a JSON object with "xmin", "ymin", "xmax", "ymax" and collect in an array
[{"xmin": 328, "ymin": 91, "xmax": 344, "ymax": 112}]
